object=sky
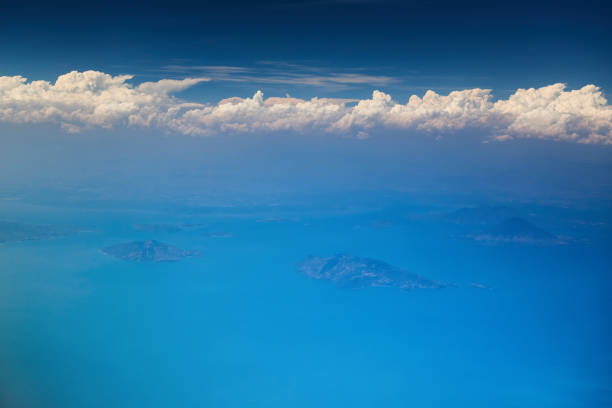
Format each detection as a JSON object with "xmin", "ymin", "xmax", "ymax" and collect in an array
[
  {"xmin": 0, "ymin": 0, "xmax": 611, "ymax": 201},
  {"xmin": 0, "ymin": 0, "xmax": 611, "ymax": 145},
  {"xmin": 0, "ymin": 0, "xmax": 610, "ymax": 199},
  {"xmin": 1, "ymin": 0, "xmax": 611, "ymax": 100}
]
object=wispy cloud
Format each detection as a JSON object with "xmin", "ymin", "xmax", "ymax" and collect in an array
[
  {"xmin": 159, "ymin": 62, "xmax": 395, "ymax": 88},
  {"xmin": 1, "ymin": 70, "xmax": 611, "ymax": 144},
  {"xmin": 163, "ymin": 65, "xmax": 251, "ymax": 74}
]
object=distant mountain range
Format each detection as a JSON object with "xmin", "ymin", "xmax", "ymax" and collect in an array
[
  {"xmin": 297, "ymin": 254, "xmax": 449, "ymax": 290},
  {"xmin": 443, "ymin": 206, "xmax": 565, "ymax": 245},
  {"xmin": 102, "ymin": 240, "xmax": 201, "ymax": 262},
  {"xmin": 473, "ymin": 217, "xmax": 563, "ymax": 244}
]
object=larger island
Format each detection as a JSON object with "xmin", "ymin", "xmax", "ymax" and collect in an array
[{"xmin": 297, "ymin": 254, "xmax": 449, "ymax": 290}]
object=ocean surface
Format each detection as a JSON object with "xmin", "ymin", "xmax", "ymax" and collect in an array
[{"xmin": 1, "ymin": 197, "xmax": 611, "ymax": 408}]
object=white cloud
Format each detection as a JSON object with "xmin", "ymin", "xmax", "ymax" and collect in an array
[
  {"xmin": 492, "ymin": 84, "xmax": 612, "ymax": 144},
  {"xmin": 1, "ymin": 70, "xmax": 611, "ymax": 144},
  {"xmin": 0, "ymin": 70, "xmax": 209, "ymax": 133}
]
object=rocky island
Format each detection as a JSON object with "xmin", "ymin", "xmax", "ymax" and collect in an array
[
  {"xmin": 473, "ymin": 217, "xmax": 562, "ymax": 244},
  {"xmin": 297, "ymin": 254, "xmax": 449, "ymax": 290},
  {"xmin": 102, "ymin": 240, "xmax": 201, "ymax": 262}
]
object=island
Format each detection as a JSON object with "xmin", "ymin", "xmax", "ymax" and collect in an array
[
  {"xmin": 0, "ymin": 221, "xmax": 72, "ymax": 243},
  {"xmin": 297, "ymin": 254, "xmax": 449, "ymax": 290},
  {"xmin": 102, "ymin": 240, "xmax": 201, "ymax": 262},
  {"xmin": 202, "ymin": 231, "xmax": 233, "ymax": 238},
  {"xmin": 444, "ymin": 206, "xmax": 522, "ymax": 225},
  {"xmin": 473, "ymin": 217, "xmax": 562, "ymax": 244}
]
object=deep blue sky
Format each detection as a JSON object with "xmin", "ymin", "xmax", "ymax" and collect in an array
[{"xmin": 1, "ymin": 0, "xmax": 611, "ymax": 101}]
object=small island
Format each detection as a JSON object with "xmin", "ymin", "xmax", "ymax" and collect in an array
[
  {"xmin": 102, "ymin": 240, "xmax": 201, "ymax": 262},
  {"xmin": 202, "ymin": 231, "xmax": 233, "ymax": 238},
  {"xmin": 445, "ymin": 206, "xmax": 522, "ymax": 226},
  {"xmin": 297, "ymin": 254, "xmax": 449, "ymax": 290},
  {"xmin": 0, "ymin": 221, "xmax": 71, "ymax": 243},
  {"xmin": 132, "ymin": 224, "xmax": 183, "ymax": 233}
]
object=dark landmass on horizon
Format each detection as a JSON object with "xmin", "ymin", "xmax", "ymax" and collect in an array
[
  {"xmin": 471, "ymin": 218, "xmax": 563, "ymax": 244},
  {"xmin": 0, "ymin": 221, "xmax": 73, "ymax": 243}
]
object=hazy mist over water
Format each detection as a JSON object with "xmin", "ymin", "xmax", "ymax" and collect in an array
[{"xmin": 2, "ymin": 128, "xmax": 612, "ymax": 204}]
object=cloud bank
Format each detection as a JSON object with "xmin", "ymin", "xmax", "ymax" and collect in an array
[{"xmin": 1, "ymin": 70, "xmax": 611, "ymax": 143}]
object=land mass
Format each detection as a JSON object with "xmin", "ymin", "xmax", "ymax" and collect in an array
[
  {"xmin": 297, "ymin": 254, "xmax": 449, "ymax": 290},
  {"xmin": 445, "ymin": 206, "xmax": 522, "ymax": 226},
  {"xmin": 0, "ymin": 221, "xmax": 72, "ymax": 243},
  {"xmin": 102, "ymin": 240, "xmax": 201, "ymax": 262},
  {"xmin": 473, "ymin": 218, "xmax": 561, "ymax": 244},
  {"xmin": 132, "ymin": 224, "xmax": 183, "ymax": 233}
]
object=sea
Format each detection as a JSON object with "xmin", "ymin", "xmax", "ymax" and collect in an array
[{"xmin": 1, "ymin": 195, "xmax": 610, "ymax": 408}]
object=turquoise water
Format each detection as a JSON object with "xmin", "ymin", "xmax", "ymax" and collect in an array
[{"xmin": 1, "ymin": 200, "xmax": 610, "ymax": 407}]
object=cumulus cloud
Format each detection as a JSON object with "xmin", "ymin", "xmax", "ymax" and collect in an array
[
  {"xmin": 0, "ymin": 70, "xmax": 209, "ymax": 133},
  {"xmin": 1, "ymin": 70, "xmax": 611, "ymax": 143}
]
